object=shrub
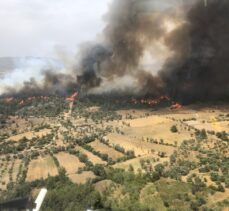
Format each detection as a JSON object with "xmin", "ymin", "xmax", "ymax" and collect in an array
[{"xmin": 171, "ymin": 125, "xmax": 178, "ymax": 133}]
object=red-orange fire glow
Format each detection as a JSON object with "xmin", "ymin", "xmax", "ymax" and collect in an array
[
  {"xmin": 132, "ymin": 96, "xmax": 170, "ymax": 106},
  {"xmin": 170, "ymin": 103, "xmax": 182, "ymax": 110},
  {"xmin": 17, "ymin": 96, "xmax": 49, "ymax": 106},
  {"xmin": 4, "ymin": 97, "xmax": 14, "ymax": 103},
  {"xmin": 19, "ymin": 100, "xmax": 25, "ymax": 105},
  {"xmin": 66, "ymin": 92, "xmax": 78, "ymax": 102}
]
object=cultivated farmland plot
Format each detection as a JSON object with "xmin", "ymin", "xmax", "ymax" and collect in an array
[
  {"xmin": 89, "ymin": 140, "xmax": 124, "ymax": 160},
  {"xmin": 56, "ymin": 152, "xmax": 85, "ymax": 175},
  {"xmin": 26, "ymin": 156, "xmax": 58, "ymax": 181}
]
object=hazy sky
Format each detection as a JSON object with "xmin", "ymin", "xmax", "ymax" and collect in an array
[{"xmin": 0, "ymin": 0, "xmax": 110, "ymax": 58}]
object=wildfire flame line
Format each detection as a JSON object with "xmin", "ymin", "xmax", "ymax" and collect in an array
[
  {"xmin": 132, "ymin": 96, "xmax": 182, "ymax": 110},
  {"xmin": 66, "ymin": 92, "xmax": 78, "ymax": 102}
]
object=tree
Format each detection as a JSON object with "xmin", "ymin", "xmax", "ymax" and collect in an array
[
  {"xmin": 171, "ymin": 125, "xmax": 178, "ymax": 133},
  {"xmin": 154, "ymin": 164, "xmax": 165, "ymax": 176},
  {"xmin": 92, "ymin": 165, "xmax": 106, "ymax": 177}
]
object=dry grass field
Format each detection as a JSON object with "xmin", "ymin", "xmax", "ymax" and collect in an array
[
  {"xmin": 7, "ymin": 128, "xmax": 51, "ymax": 142},
  {"xmin": 69, "ymin": 171, "xmax": 96, "ymax": 184},
  {"xmin": 208, "ymin": 189, "xmax": 229, "ymax": 204},
  {"xmin": 113, "ymin": 155, "xmax": 169, "ymax": 172},
  {"xmin": 107, "ymin": 133, "xmax": 175, "ymax": 156},
  {"xmin": 56, "ymin": 152, "xmax": 85, "ymax": 175},
  {"xmin": 122, "ymin": 115, "xmax": 192, "ymax": 145},
  {"xmin": 117, "ymin": 109, "xmax": 150, "ymax": 119},
  {"xmin": 12, "ymin": 159, "xmax": 22, "ymax": 182},
  {"xmin": 89, "ymin": 140, "xmax": 124, "ymax": 160},
  {"xmin": 26, "ymin": 156, "xmax": 58, "ymax": 181},
  {"xmin": 0, "ymin": 159, "xmax": 22, "ymax": 190},
  {"xmin": 77, "ymin": 146, "xmax": 107, "ymax": 165},
  {"xmin": 0, "ymin": 161, "xmax": 11, "ymax": 190},
  {"xmin": 186, "ymin": 120, "xmax": 229, "ymax": 133}
]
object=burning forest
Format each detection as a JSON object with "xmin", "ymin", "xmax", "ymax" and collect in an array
[
  {"xmin": 1, "ymin": 0, "xmax": 229, "ymax": 104},
  {"xmin": 1, "ymin": 1, "xmax": 229, "ymax": 209}
]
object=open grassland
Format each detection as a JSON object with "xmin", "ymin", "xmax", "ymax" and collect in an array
[
  {"xmin": 26, "ymin": 156, "xmax": 58, "ymax": 181},
  {"xmin": 56, "ymin": 152, "xmax": 85, "ymax": 175}
]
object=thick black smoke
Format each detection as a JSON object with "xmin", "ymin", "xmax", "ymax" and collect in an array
[
  {"xmin": 4, "ymin": 71, "xmax": 78, "ymax": 97},
  {"xmin": 77, "ymin": 0, "xmax": 177, "ymax": 93},
  {"xmin": 160, "ymin": 0, "xmax": 229, "ymax": 103},
  {"xmin": 78, "ymin": 0, "xmax": 229, "ymax": 103},
  {"xmin": 2, "ymin": 0, "xmax": 229, "ymax": 103},
  {"xmin": 77, "ymin": 44, "xmax": 112, "ymax": 89}
]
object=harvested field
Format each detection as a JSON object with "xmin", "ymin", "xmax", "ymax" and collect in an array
[
  {"xmin": 207, "ymin": 189, "xmax": 229, "ymax": 204},
  {"xmin": 86, "ymin": 106, "xmax": 100, "ymax": 112},
  {"xmin": 113, "ymin": 155, "xmax": 168, "ymax": 172},
  {"xmin": 56, "ymin": 152, "xmax": 85, "ymax": 175},
  {"xmin": 12, "ymin": 159, "xmax": 22, "ymax": 182},
  {"xmin": 89, "ymin": 140, "xmax": 124, "ymax": 160},
  {"xmin": 121, "ymin": 115, "xmax": 192, "ymax": 145},
  {"xmin": 26, "ymin": 156, "xmax": 58, "ymax": 181},
  {"xmin": 69, "ymin": 171, "xmax": 96, "ymax": 184},
  {"xmin": 0, "ymin": 161, "xmax": 11, "ymax": 190},
  {"xmin": 186, "ymin": 120, "xmax": 229, "ymax": 133},
  {"xmin": 166, "ymin": 110, "xmax": 229, "ymax": 132},
  {"xmin": 7, "ymin": 129, "xmax": 51, "ymax": 142},
  {"xmin": 77, "ymin": 146, "xmax": 107, "ymax": 165},
  {"xmin": 107, "ymin": 133, "xmax": 175, "ymax": 156},
  {"xmin": 0, "ymin": 159, "xmax": 22, "ymax": 190},
  {"xmin": 117, "ymin": 109, "xmax": 150, "ymax": 119}
]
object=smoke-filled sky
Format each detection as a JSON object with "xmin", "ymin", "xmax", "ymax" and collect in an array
[
  {"xmin": 1, "ymin": 0, "xmax": 229, "ymax": 103},
  {"xmin": 0, "ymin": 0, "xmax": 111, "ymax": 57}
]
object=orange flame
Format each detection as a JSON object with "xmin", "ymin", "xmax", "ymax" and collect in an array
[
  {"xmin": 17, "ymin": 96, "xmax": 49, "ymax": 106},
  {"xmin": 132, "ymin": 96, "xmax": 170, "ymax": 106},
  {"xmin": 66, "ymin": 92, "xmax": 78, "ymax": 102},
  {"xmin": 19, "ymin": 100, "xmax": 25, "ymax": 105},
  {"xmin": 170, "ymin": 102, "xmax": 182, "ymax": 110},
  {"xmin": 4, "ymin": 97, "xmax": 14, "ymax": 103}
]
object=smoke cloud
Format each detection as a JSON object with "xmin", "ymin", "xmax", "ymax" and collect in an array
[
  {"xmin": 78, "ymin": 0, "xmax": 229, "ymax": 103},
  {"xmin": 160, "ymin": 0, "xmax": 229, "ymax": 103},
  {"xmin": 1, "ymin": 0, "xmax": 229, "ymax": 103},
  {"xmin": 77, "ymin": 0, "xmax": 181, "ymax": 94}
]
